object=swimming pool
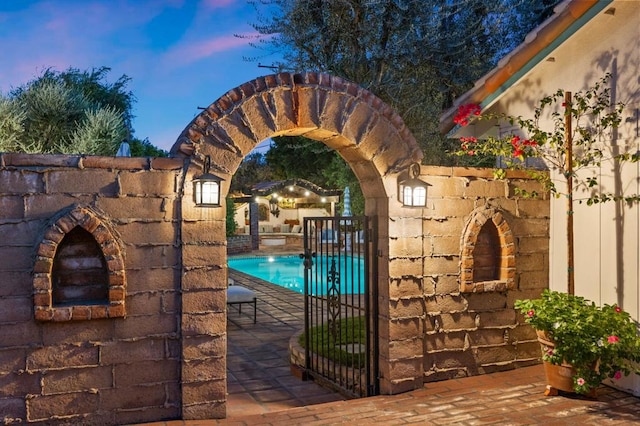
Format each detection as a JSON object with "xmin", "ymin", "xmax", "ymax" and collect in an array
[{"xmin": 228, "ymin": 255, "xmax": 365, "ymax": 295}]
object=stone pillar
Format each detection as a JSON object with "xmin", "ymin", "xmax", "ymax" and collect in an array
[
  {"xmin": 249, "ymin": 202, "xmax": 259, "ymax": 250},
  {"xmin": 180, "ymin": 165, "xmax": 228, "ymax": 420}
]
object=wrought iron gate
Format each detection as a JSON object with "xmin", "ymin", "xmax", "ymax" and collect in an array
[{"xmin": 300, "ymin": 216, "xmax": 378, "ymax": 397}]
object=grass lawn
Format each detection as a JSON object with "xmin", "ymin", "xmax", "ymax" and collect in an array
[{"xmin": 299, "ymin": 315, "xmax": 367, "ymax": 368}]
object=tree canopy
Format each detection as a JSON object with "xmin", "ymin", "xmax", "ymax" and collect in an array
[
  {"xmin": 128, "ymin": 137, "xmax": 168, "ymax": 157},
  {"xmin": 265, "ymin": 136, "xmax": 335, "ymax": 184},
  {"xmin": 266, "ymin": 135, "xmax": 364, "ymax": 214},
  {"xmin": 0, "ymin": 66, "xmax": 166, "ymax": 156},
  {"xmin": 231, "ymin": 151, "xmax": 275, "ymax": 195},
  {"xmin": 246, "ymin": 0, "xmax": 559, "ymax": 165},
  {"xmin": 231, "ymin": 136, "xmax": 365, "ymax": 215},
  {"xmin": 235, "ymin": 1, "xmax": 560, "ymax": 215}
]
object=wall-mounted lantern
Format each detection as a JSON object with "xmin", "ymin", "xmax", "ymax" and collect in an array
[
  {"xmin": 398, "ymin": 162, "xmax": 429, "ymax": 207},
  {"xmin": 269, "ymin": 194, "xmax": 280, "ymax": 217},
  {"xmin": 193, "ymin": 156, "xmax": 224, "ymax": 207}
]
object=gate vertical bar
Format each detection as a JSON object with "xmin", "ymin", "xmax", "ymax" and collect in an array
[
  {"xmin": 302, "ymin": 218, "xmax": 311, "ymax": 374},
  {"xmin": 369, "ymin": 216, "xmax": 379, "ymax": 395}
]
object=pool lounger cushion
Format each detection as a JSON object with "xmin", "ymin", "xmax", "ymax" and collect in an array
[{"xmin": 227, "ymin": 284, "xmax": 257, "ymax": 323}]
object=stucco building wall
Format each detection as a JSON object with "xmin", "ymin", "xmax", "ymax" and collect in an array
[{"xmin": 478, "ymin": 0, "xmax": 639, "ymax": 314}]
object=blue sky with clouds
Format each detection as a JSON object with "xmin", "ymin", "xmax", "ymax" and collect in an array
[{"xmin": 0, "ymin": 0, "xmax": 280, "ymax": 152}]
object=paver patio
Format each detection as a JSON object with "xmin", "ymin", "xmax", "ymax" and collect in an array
[{"xmin": 137, "ymin": 262, "xmax": 640, "ymax": 425}]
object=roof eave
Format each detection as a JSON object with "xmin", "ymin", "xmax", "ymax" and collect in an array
[{"xmin": 439, "ymin": 0, "xmax": 612, "ymax": 137}]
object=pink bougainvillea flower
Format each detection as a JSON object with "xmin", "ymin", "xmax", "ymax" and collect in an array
[
  {"xmin": 454, "ymin": 104, "xmax": 481, "ymax": 126},
  {"xmin": 614, "ymin": 371, "xmax": 622, "ymax": 380},
  {"xmin": 453, "ymin": 109, "xmax": 465, "ymax": 125},
  {"xmin": 614, "ymin": 306, "xmax": 622, "ymax": 313},
  {"xmin": 510, "ymin": 136, "xmax": 526, "ymax": 157},
  {"xmin": 527, "ymin": 310, "xmax": 535, "ymax": 318},
  {"xmin": 576, "ymin": 378, "xmax": 585, "ymax": 386},
  {"xmin": 608, "ymin": 335, "xmax": 620, "ymax": 344},
  {"xmin": 459, "ymin": 137, "xmax": 478, "ymax": 155}
]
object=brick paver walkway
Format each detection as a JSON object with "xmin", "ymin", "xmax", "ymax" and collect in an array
[
  {"xmin": 225, "ymin": 270, "xmax": 345, "ymax": 417},
  {"xmin": 211, "ymin": 365, "xmax": 640, "ymax": 425},
  {"xmin": 138, "ymin": 263, "xmax": 640, "ymax": 426}
]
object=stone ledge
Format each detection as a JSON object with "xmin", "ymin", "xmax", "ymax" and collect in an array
[{"xmin": 1, "ymin": 153, "xmax": 184, "ymax": 171}]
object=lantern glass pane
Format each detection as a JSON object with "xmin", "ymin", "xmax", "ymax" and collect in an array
[
  {"xmin": 403, "ymin": 186, "xmax": 413, "ymax": 205},
  {"xmin": 201, "ymin": 181, "xmax": 220, "ymax": 205},
  {"xmin": 413, "ymin": 186, "xmax": 426, "ymax": 206},
  {"xmin": 195, "ymin": 182, "xmax": 202, "ymax": 204}
]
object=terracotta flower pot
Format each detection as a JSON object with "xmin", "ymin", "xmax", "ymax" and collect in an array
[
  {"xmin": 542, "ymin": 360, "xmax": 579, "ymax": 394},
  {"xmin": 536, "ymin": 330, "xmax": 597, "ymax": 397}
]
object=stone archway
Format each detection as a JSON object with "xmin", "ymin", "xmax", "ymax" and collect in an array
[{"xmin": 172, "ymin": 72, "xmax": 423, "ymax": 419}]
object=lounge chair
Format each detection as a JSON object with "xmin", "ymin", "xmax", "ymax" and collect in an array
[{"xmin": 227, "ymin": 279, "xmax": 257, "ymax": 323}]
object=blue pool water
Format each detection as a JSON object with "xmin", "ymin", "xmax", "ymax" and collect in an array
[{"xmin": 228, "ymin": 255, "xmax": 365, "ymax": 295}]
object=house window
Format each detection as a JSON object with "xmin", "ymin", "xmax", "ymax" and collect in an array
[{"xmin": 258, "ymin": 203, "xmax": 269, "ymax": 221}]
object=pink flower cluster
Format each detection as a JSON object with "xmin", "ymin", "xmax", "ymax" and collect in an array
[
  {"xmin": 510, "ymin": 136, "xmax": 537, "ymax": 157},
  {"xmin": 608, "ymin": 335, "xmax": 619, "ymax": 344},
  {"xmin": 460, "ymin": 136, "xmax": 478, "ymax": 155},
  {"xmin": 453, "ymin": 104, "xmax": 481, "ymax": 126}
]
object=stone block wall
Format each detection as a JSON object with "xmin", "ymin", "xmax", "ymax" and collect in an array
[
  {"xmin": 227, "ymin": 235, "xmax": 251, "ymax": 254},
  {"xmin": 0, "ymin": 153, "xmax": 185, "ymax": 425},
  {"xmin": 423, "ymin": 166, "xmax": 549, "ymax": 381},
  {"xmin": 0, "ymin": 72, "xmax": 553, "ymax": 423},
  {"xmin": 382, "ymin": 165, "xmax": 549, "ymax": 393},
  {"xmin": 0, "ymin": 152, "xmax": 550, "ymax": 422},
  {"xmin": 0, "ymin": 152, "xmax": 551, "ymax": 423}
]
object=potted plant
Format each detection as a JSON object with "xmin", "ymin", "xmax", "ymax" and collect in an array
[{"xmin": 515, "ymin": 290, "xmax": 640, "ymax": 395}]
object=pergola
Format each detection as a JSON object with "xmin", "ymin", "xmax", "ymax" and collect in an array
[{"xmin": 231, "ymin": 179, "xmax": 344, "ymax": 239}]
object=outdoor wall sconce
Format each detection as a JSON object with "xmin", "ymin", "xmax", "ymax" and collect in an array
[
  {"xmin": 193, "ymin": 155, "xmax": 224, "ymax": 207},
  {"xmin": 398, "ymin": 162, "xmax": 429, "ymax": 207},
  {"xmin": 269, "ymin": 194, "xmax": 280, "ymax": 217}
]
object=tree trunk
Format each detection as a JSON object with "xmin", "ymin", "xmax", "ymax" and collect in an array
[{"xmin": 565, "ymin": 91, "xmax": 575, "ymax": 295}]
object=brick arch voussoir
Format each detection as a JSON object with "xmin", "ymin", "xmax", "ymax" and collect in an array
[
  {"xmin": 170, "ymin": 72, "xmax": 422, "ymax": 179},
  {"xmin": 33, "ymin": 205, "xmax": 126, "ymax": 321}
]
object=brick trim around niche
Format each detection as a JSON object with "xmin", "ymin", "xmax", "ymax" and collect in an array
[
  {"xmin": 460, "ymin": 207, "xmax": 516, "ymax": 293},
  {"xmin": 33, "ymin": 205, "xmax": 126, "ymax": 321}
]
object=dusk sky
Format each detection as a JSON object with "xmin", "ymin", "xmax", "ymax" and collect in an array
[{"xmin": 0, "ymin": 0, "xmax": 280, "ymax": 153}]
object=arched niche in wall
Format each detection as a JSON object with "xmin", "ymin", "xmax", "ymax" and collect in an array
[
  {"xmin": 33, "ymin": 205, "xmax": 126, "ymax": 321},
  {"xmin": 460, "ymin": 206, "xmax": 515, "ymax": 292}
]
